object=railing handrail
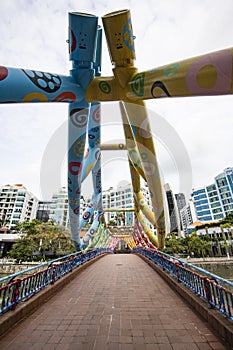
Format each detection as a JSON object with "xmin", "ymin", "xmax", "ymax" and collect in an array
[
  {"xmin": 0, "ymin": 249, "xmax": 97, "ymax": 284},
  {"xmin": 0, "ymin": 248, "xmax": 113, "ymax": 314},
  {"xmin": 134, "ymin": 247, "xmax": 233, "ymax": 321},
  {"xmin": 146, "ymin": 248, "xmax": 233, "ymax": 288}
]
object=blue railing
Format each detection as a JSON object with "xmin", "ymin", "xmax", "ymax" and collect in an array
[
  {"xmin": 134, "ymin": 247, "xmax": 233, "ymax": 321},
  {"xmin": 0, "ymin": 248, "xmax": 112, "ymax": 314}
]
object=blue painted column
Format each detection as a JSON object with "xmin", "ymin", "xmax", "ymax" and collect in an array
[
  {"xmin": 80, "ymin": 27, "xmax": 104, "ymax": 248},
  {"xmin": 68, "ymin": 12, "xmax": 98, "ymax": 250}
]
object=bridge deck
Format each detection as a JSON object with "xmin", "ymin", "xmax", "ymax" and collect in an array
[{"xmin": 0, "ymin": 254, "xmax": 227, "ymax": 350}]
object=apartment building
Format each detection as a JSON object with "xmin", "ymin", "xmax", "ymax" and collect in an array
[
  {"xmin": 102, "ymin": 183, "xmax": 134, "ymax": 225},
  {"xmin": 180, "ymin": 200, "xmax": 197, "ymax": 236},
  {"xmin": 0, "ymin": 184, "xmax": 38, "ymax": 229},
  {"xmin": 49, "ymin": 187, "xmax": 86, "ymax": 227},
  {"xmin": 191, "ymin": 167, "xmax": 233, "ymax": 222},
  {"xmin": 36, "ymin": 201, "xmax": 52, "ymax": 222},
  {"xmin": 49, "ymin": 187, "xmax": 69, "ymax": 227}
]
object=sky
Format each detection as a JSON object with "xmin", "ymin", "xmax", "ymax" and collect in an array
[{"xmin": 0, "ymin": 0, "xmax": 233, "ymax": 202}]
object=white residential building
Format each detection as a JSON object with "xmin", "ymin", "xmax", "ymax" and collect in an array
[
  {"xmin": 49, "ymin": 187, "xmax": 86, "ymax": 227},
  {"xmin": 102, "ymin": 183, "xmax": 134, "ymax": 225},
  {"xmin": 0, "ymin": 184, "xmax": 38, "ymax": 229},
  {"xmin": 102, "ymin": 181, "xmax": 157, "ymax": 230},
  {"xmin": 49, "ymin": 187, "xmax": 69, "ymax": 227},
  {"xmin": 180, "ymin": 200, "xmax": 197, "ymax": 236}
]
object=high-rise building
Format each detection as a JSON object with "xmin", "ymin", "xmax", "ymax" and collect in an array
[
  {"xmin": 102, "ymin": 182, "xmax": 182, "ymax": 236},
  {"xmin": 102, "ymin": 183, "xmax": 134, "ymax": 225},
  {"xmin": 164, "ymin": 183, "xmax": 181, "ymax": 235},
  {"xmin": 215, "ymin": 167, "xmax": 233, "ymax": 217},
  {"xmin": 49, "ymin": 187, "xmax": 69, "ymax": 227},
  {"xmin": 180, "ymin": 200, "xmax": 197, "ymax": 236},
  {"xmin": 175, "ymin": 193, "xmax": 186, "ymax": 230},
  {"xmin": 175, "ymin": 193, "xmax": 186, "ymax": 211},
  {"xmin": 191, "ymin": 167, "xmax": 233, "ymax": 222},
  {"xmin": 49, "ymin": 187, "xmax": 86, "ymax": 227},
  {"xmin": 0, "ymin": 184, "xmax": 38, "ymax": 229},
  {"xmin": 36, "ymin": 201, "xmax": 52, "ymax": 222},
  {"xmin": 101, "ymin": 181, "xmax": 161, "ymax": 235}
]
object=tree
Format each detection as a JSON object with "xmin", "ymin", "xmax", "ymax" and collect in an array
[
  {"xmin": 164, "ymin": 233, "xmax": 188, "ymax": 255},
  {"xmin": 14, "ymin": 219, "xmax": 42, "ymax": 235},
  {"xmin": 8, "ymin": 237, "xmax": 38, "ymax": 262},
  {"xmin": 108, "ymin": 219, "xmax": 116, "ymax": 226},
  {"xmin": 8, "ymin": 220, "xmax": 75, "ymax": 262},
  {"xmin": 220, "ymin": 214, "xmax": 233, "ymax": 225},
  {"xmin": 188, "ymin": 232, "xmax": 211, "ymax": 258},
  {"xmin": 114, "ymin": 212, "xmax": 125, "ymax": 226}
]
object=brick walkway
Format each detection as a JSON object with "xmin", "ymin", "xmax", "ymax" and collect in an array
[{"xmin": 0, "ymin": 254, "xmax": 227, "ymax": 349}]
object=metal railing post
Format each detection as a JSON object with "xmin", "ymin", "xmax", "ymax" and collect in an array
[
  {"xmin": 175, "ymin": 263, "xmax": 181, "ymax": 283},
  {"xmin": 11, "ymin": 279, "xmax": 21, "ymax": 311},
  {"xmin": 51, "ymin": 265, "xmax": 56, "ymax": 285},
  {"xmin": 203, "ymin": 277, "xmax": 213, "ymax": 308}
]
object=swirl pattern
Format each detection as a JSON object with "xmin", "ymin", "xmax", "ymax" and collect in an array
[
  {"xmin": 99, "ymin": 81, "xmax": 111, "ymax": 94},
  {"xmin": 70, "ymin": 108, "xmax": 88, "ymax": 127},
  {"xmin": 92, "ymin": 104, "xmax": 101, "ymax": 122}
]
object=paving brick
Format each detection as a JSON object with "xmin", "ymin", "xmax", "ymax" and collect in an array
[
  {"xmin": 171, "ymin": 344, "xmax": 199, "ymax": 350},
  {"xmin": 209, "ymin": 342, "xmax": 228, "ymax": 349},
  {"xmin": 146, "ymin": 345, "xmax": 160, "ymax": 350},
  {"xmin": 0, "ymin": 254, "xmax": 228, "ymax": 349},
  {"xmin": 197, "ymin": 343, "xmax": 213, "ymax": 350}
]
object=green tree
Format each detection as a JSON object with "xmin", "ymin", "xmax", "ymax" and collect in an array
[
  {"xmin": 164, "ymin": 233, "xmax": 188, "ymax": 255},
  {"xmin": 8, "ymin": 220, "xmax": 75, "ymax": 262},
  {"xmin": 220, "ymin": 214, "xmax": 233, "ymax": 225},
  {"xmin": 8, "ymin": 237, "xmax": 38, "ymax": 262},
  {"xmin": 108, "ymin": 219, "xmax": 116, "ymax": 226},
  {"xmin": 188, "ymin": 232, "xmax": 211, "ymax": 258},
  {"xmin": 14, "ymin": 219, "xmax": 42, "ymax": 235},
  {"xmin": 114, "ymin": 212, "xmax": 125, "ymax": 226}
]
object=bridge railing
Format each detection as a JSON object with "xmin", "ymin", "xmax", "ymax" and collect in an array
[
  {"xmin": 0, "ymin": 248, "xmax": 112, "ymax": 314},
  {"xmin": 134, "ymin": 247, "xmax": 233, "ymax": 321}
]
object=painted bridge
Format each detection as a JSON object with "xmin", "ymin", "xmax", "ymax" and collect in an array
[
  {"xmin": 1, "ymin": 7, "xmax": 233, "ymax": 349},
  {"xmin": 0, "ymin": 248, "xmax": 233, "ymax": 349}
]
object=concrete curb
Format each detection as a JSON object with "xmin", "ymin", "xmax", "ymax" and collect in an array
[
  {"xmin": 0, "ymin": 253, "xmax": 109, "ymax": 338},
  {"xmin": 137, "ymin": 253, "xmax": 233, "ymax": 350}
]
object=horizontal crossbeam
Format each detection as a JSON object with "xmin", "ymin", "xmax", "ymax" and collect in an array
[{"xmin": 103, "ymin": 208, "xmax": 135, "ymax": 212}]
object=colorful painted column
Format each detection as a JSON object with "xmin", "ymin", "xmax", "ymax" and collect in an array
[{"xmin": 68, "ymin": 12, "xmax": 98, "ymax": 250}]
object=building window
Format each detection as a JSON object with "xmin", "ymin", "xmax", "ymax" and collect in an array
[
  {"xmin": 207, "ymin": 185, "xmax": 216, "ymax": 192},
  {"xmin": 216, "ymin": 179, "xmax": 227, "ymax": 187}
]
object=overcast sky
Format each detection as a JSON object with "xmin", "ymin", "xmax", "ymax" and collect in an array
[{"xmin": 0, "ymin": 0, "xmax": 232, "ymax": 201}]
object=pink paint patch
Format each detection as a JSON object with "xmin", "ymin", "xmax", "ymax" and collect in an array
[
  {"xmin": 186, "ymin": 49, "xmax": 232, "ymax": 95},
  {"xmin": 0, "ymin": 66, "xmax": 8, "ymax": 81},
  {"xmin": 70, "ymin": 28, "xmax": 76, "ymax": 52}
]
